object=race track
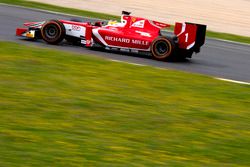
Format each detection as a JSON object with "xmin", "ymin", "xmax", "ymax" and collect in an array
[{"xmin": 1, "ymin": 4, "xmax": 250, "ymax": 82}]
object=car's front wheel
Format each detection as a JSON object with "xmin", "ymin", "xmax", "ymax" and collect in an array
[{"xmin": 41, "ymin": 20, "xmax": 65, "ymax": 44}]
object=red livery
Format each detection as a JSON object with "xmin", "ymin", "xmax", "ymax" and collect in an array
[{"xmin": 16, "ymin": 11, "xmax": 206, "ymax": 60}]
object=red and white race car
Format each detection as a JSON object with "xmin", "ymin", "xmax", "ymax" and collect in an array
[{"xmin": 16, "ymin": 11, "xmax": 206, "ymax": 60}]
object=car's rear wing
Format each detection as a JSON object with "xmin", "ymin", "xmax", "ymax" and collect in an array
[{"xmin": 174, "ymin": 22, "xmax": 207, "ymax": 53}]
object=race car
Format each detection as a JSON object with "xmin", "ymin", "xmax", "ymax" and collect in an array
[{"xmin": 16, "ymin": 11, "xmax": 206, "ymax": 60}]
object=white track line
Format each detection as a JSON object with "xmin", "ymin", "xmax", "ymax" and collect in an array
[
  {"xmin": 109, "ymin": 59, "xmax": 123, "ymax": 63},
  {"xmin": 110, "ymin": 59, "xmax": 145, "ymax": 66},
  {"xmin": 126, "ymin": 62, "xmax": 146, "ymax": 66},
  {"xmin": 215, "ymin": 78, "xmax": 250, "ymax": 85},
  {"xmin": 110, "ymin": 60, "xmax": 249, "ymax": 85},
  {"xmin": 155, "ymin": 67, "xmax": 168, "ymax": 70}
]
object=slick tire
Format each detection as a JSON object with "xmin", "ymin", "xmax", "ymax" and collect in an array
[
  {"xmin": 41, "ymin": 20, "xmax": 65, "ymax": 44},
  {"xmin": 151, "ymin": 37, "xmax": 175, "ymax": 60}
]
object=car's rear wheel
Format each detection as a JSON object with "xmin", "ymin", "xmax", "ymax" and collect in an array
[
  {"xmin": 41, "ymin": 20, "xmax": 65, "ymax": 44},
  {"xmin": 151, "ymin": 37, "xmax": 175, "ymax": 60}
]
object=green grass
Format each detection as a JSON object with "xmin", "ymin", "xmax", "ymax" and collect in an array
[
  {"xmin": 0, "ymin": 41, "xmax": 249, "ymax": 166},
  {"xmin": 0, "ymin": 0, "xmax": 250, "ymax": 44},
  {"xmin": 207, "ymin": 31, "xmax": 250, "ymax": 44}
]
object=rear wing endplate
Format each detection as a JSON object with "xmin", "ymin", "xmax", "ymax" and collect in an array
[{"xmin": 174, "ymin": 22, "xmax": 207, "ymax": 52}]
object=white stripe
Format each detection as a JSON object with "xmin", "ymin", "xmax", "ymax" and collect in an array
[
  {"xmin": 110, "ymin": 59, "xmax": 145, "ymax": 66},
  {"xmin": 215, "ymin": 78, "xmax": 250, "ymax": 85},
  {"xmin": 109, "ymin": 59, "xmax": 123, "ymax": 63},
  {"xmin": 177, "ymin": 23, "xmax": 186, "ymax": 36},
  {"xmin": 127, "ymin": 62, "xmax": 146, "ymax": 66},
  {"xmin": 187, "ymin": 41, "xmax": 195, "ymax": 50},
  {"xmin": 92, "ymin": 28, "xmax": 108, "ymax": 46},
  {"xmin": 156, "ymin": 67, "xmax": 168, "ymax": 70}
]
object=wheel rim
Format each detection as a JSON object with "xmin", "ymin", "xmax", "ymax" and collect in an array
[
  {"xmin": 155, "ymin": 40, "xmax": 169, "ymax": 56},
  {"xmin": 45, "ymin": 25, "xmax": 58, "ymax": 39}
]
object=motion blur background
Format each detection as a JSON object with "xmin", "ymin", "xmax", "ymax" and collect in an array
[{"xmin": 28, "ymin": 0, "xmax": 250, "ymax": 36}]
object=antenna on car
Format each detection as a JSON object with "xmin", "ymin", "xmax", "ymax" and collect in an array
[{"xmin": 122, "ymin": 11, "xmax": 131, "ymax": 15}]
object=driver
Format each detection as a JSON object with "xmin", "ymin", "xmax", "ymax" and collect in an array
[
  {"xmin": 107, "ymin": 19, "xmax": 127, "ymax": 27},
  {"xmin": 107, "ymin": 20, "xmax": 119, "ymax": 26}
]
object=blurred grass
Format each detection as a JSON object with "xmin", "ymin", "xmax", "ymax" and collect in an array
[
  {"xmin": 0, "ymin": 41, "xmax": 250, "ymax": 166},
  {"xmin": 0, "ymin": 0, "xmax": 250, "ymax": 44},
  {"xmin": 206, "ymin": 31, "xmax": 250, "ymax": 44}
]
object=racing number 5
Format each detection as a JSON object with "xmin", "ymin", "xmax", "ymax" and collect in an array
[{"xmin": 185, "ymin": 33, "xmax": 189, "ymax": 42}]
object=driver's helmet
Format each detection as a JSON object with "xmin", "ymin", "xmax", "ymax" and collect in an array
[{"xmin": 107, "ymin": 20, "xmax": 118, "ymax": 26}]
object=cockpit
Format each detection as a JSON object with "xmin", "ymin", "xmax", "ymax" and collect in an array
[{"xmin": 106, "ymin": 11, "xmax": 131, "ymax": 27}]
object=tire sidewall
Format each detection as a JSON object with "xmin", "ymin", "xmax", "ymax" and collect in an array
[
  {"xmin": 41, "ymin": 20, "xmax": 65, "ymax": 44},
  {"xmin": 151, "ymin": 37, "xmax": 174, "ymax": 60}
]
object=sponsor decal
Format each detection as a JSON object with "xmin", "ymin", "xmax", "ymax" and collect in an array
[
  {"xmin": 72, "ymin": 25, "xmax": 81, "ymax": 31},
  {"xmin": 131, "ymin": 20, "xmax": 145, "ymax": 28},
  {"xmin": 105, "ymin": 36, "xmax": 130, "ymax": 43},
  {"xmin": 132, "ymin": 17, "xmax": 136, "ymax": 22},
  {"xmin": 135, "ymin": 31, "xmax": 151, "ymax": 37},
  {"xmin": 131, "ymin": 39, "xmax": 149, "ymax": 45},
  {"xmin": 155, "ymin": 22, "xmax": 167, "ymax": 27},
  {"xmin": 105, "ymin": 36, "xmax": 149, "ymax": 46},
  {"xmin": 26, "ymin": 30, "xmax": 35, "ymax": 38}
]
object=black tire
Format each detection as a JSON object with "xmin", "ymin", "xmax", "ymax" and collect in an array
[
  {"xmin": 151, "ymin": 37, "xmax": 175, "ymax": 60},
  {"xmin": 41, "ymin": 20, "xmax": 65, "ymax": 44}
]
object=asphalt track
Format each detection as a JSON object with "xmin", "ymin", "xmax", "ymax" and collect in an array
[{"xmin": 1, "ymin": 4, "xmax": 250, "ymax": 82}]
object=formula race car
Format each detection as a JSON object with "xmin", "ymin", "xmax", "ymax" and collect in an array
[{"xmin": 16, "ymin": 11, "xmax": 206, "ymax": 60}]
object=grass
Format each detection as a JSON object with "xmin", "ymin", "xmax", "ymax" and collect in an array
[
  {"xmin": 207, "ymin": 31, "xmax": 250, "ymax": 44},
  {"xmin": 0, "ymin": 41, "xmax": 249, "ymax": 166},
  {"xmin": 0, "ymin": 0, "xmax": 250, "ymax": 44}
]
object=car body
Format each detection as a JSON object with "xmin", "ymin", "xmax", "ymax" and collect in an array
[{"xmin": 16, "ymin": 11, "xmax": 206, "ymax": 60}]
